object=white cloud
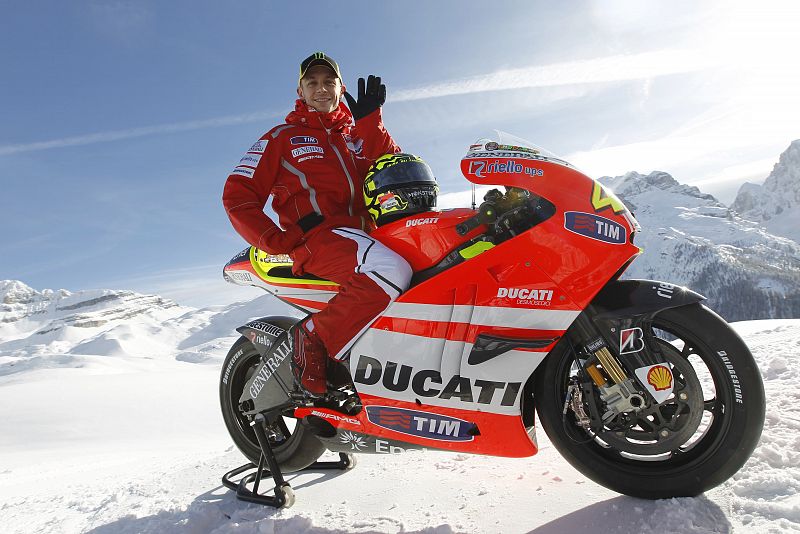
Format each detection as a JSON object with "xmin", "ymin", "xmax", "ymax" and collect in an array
[
  {"xmin": 0, "ymin": 110, "xmax": 282, "ymax": 156},
  {"xmin": 391, "ymin": 50, "xmax": 719, "ymax": 102}
]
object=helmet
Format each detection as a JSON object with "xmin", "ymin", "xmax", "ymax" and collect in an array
[{"xmin": 363, "ymin": 153, "xmax": 439, "ymax": 226}]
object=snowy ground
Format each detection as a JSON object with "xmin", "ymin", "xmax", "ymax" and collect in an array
[{"xmin": 1, "ymin": 317, "xmax": 798, "ymax": 533}]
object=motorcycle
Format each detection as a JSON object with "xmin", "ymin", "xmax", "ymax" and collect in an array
[{"xmin": 218, "ymin": 134, "xmax": 765, "ymax": 508}]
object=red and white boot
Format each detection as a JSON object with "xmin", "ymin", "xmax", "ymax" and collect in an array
[{"xmin": 291, "ymin": 319, "xmax": 328, "ymax": 397}]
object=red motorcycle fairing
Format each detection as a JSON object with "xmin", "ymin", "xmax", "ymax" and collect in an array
[{"xmin": 224, "ymin": 143, "xmax": 641, "ymax": 458}]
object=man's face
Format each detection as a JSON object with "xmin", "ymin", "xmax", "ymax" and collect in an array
[{"xmin": 297, "ymin": 65, "xmax": 344, "ymax": 114}]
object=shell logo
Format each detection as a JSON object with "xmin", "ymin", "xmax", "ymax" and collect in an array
[{"xmin": 647, "ymin": 365, "xmax": 673, "ymax": 391}]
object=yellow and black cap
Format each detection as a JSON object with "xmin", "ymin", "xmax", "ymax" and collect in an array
[{"xmin": 299, "ymin": 52, "xmax": 342, "ymax": 83}]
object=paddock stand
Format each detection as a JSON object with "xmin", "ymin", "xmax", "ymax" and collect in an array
[{"xmin": 222, "ymin": 412, "xmax": 355, "ymax": 508}]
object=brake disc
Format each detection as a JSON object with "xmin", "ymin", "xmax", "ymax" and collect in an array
[{"xmin": 596, "ymin": 342, "xmax": 705, "ymax": 456}]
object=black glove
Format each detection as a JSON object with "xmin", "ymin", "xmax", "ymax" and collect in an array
[{"xmin": 344, "ymin": 75, "xmax": 386, "ymax": 121}]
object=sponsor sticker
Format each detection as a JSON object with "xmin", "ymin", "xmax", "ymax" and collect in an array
[
  {"xmin": 654, "ymin": 282, "xmax": 674, "ymax": 299},
  {"xmin": 647, "ymin": 365, "xmax": 673, "ymax": 391},
  {"xmin": 353, "ymin": 355, "xmax": 522, "ymax": 408},
  {"xmin": 226, "ymin": 271, "xmax": 252, "ymax": 283},
  {"xmin": 310, "ymin": 410, "xmax": 361, "ymax": 426},
  {"xmin": 365, "ymin": 406, "xmax": 474, "ymax": 442},
  {"xmin": 634, "ymin": 364, "xmax": 674, "ymax": 404},
  {"xmin": 297, "ymin": 154, "xmax": 324, "ymax": 163},
  {"xmin": 238, "ymin": 153, "xmax": 262, "ymax": 167},
  {"xmin": 248, "ymin": 336, "xmax": 292, "ymax": 399},
  {"xmin": 564, "ymin": 211, "xmax": 626, "ymax": 245},
  {"xmin": 405, "ymin": 217, "xmax": 439, "ymax": 228},
  {"xmin": 466, "ymin": 158, "xmax": 545, "ymax": 178},
  {"xmin": 338, "ymin": 430, "xmax": 368, "ymax": 451},
  {"xmin": 485, "ymin": 141, "xmax": 539, "ymax": 154},
  {"xmin": 248, "ymin": 139, "xmax": 267, "ymax": 153},
  {"xmin": 378, "ymin": 192, "xmax": 404, "ymax": 210},
  {"xmin": 375, "ymin": 438, "xmax": 426, "ymax": 454},
  {"xmin": 619, "ymin": 327, "xmax": 644, "ymax": 354},
  {"xmin": 231, "ymin": 166, "xmax": 255, "ymax": 178},
  {"xmin": 496, "ymin": 287, "xmax": 553, "ymax": 306},
  {"xmin": 291, "ymin": 145, "xmax": 324, "ymax": 158},
  {"xmin": 290, "ymin": 136, "xmax": 318, "ymax": 145},
  {"xmin": 345, "ymin": 137, "xmax": 364, "ymax": 155}
]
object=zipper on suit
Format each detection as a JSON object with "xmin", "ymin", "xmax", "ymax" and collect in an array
[{"xmin": 321, "ymin": 117, "xmax": 355, "ymax": 217}]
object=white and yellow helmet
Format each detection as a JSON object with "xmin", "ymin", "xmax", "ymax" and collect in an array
[{"xmin": 363, "ymin": 153, "xmax": 439, "ymax": 226}]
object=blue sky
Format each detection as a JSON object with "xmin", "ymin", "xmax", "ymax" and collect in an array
[{"xmin": 2, "ymin": 1, "xmax": 799, "ymax": 306}]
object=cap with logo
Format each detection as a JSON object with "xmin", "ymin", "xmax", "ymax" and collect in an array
[{"xmin": 299, "ymin": 52, "xmax": 342, "ymax": 83}]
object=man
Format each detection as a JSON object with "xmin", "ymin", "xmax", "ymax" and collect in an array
[{"xmin": 222, "ymin": 52, "xmax": 412, "ymax": 397}]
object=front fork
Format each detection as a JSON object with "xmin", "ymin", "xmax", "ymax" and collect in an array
[{"xmin": 566, "ymin": 310, "xmax": 668, "ymax": 425}]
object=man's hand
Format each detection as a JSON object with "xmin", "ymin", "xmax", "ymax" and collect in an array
[
  {"xmin": 262, "ymin": 226, "xmax": 303, "ymax": 254},
  {"xmin": 344, "ymin": 75, "xmax": 386, "ymax": 121}
]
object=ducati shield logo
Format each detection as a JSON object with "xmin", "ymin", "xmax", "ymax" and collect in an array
[{"xmin": 619, "ymin": 327, "xmax": 645, "ymax": 354}]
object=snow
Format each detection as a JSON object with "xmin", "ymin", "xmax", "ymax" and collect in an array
[{"xmin": 1, "ymin": 284, "xmax": 798, "ymax": 533}]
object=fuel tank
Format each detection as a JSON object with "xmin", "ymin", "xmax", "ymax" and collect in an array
[{"xmin": 371, "ymin": 208, "xmax": 483, "ymax": 272}]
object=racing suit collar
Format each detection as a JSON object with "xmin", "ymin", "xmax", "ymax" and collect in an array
[{"xmin": 286, "ymin": 99, "xmax": 353, "ymax": 131}]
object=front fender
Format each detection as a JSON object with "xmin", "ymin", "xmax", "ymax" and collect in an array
[{"xmin": 590, "ymin": 279, "xmax": 705, "ymax": 319}]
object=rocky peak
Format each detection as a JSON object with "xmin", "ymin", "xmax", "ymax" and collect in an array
[
  {"xmin": 731, "ymin": 140, "xmax": 800, "ymax": 242},
  {"xmin": 601, "ymin": 171, "xmax": 721, "ymax": 205}
]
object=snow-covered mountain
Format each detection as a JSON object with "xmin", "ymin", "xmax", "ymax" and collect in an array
[
  {"xmin": 0, "ymin": 280, "xmax": 299, "ymax": 378},
  {"xmin": 732, "ymin": 139, "xmax": 800, "ymax": 243},
  {"xmin": 600, "ymin": 171, "xmax": 800, "ymax": 321}
]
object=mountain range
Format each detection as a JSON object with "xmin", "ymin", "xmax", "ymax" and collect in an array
[{"xmin": 600, "ymin": 140, "xmax": 800, "ymax": 321}]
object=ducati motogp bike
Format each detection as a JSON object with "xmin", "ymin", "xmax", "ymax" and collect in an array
[{"xmin": 218, "ymin": 134, "xmax": 765, "ymax": 508}]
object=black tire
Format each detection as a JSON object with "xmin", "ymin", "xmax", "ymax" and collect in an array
[
  {"xmin": 219, "ymin": 336, "xmax": 326, "ymax": 472},
  {"xmin": 535, "ymin": 303, "xmax": 765, "ymax": 499}
]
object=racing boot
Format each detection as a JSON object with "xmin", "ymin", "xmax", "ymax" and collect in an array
[{"xmin": 291, "ymin": 319, "xmax": 328, "ymax": 397}]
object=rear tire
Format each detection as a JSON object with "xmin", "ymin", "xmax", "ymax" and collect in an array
[
  {"xmin": 535, "ymin": 303, "xmax": 765, "ymax": 498},
  {"xmin": 220, "ymin": 336, "xmax": 326, "ymax": 472}
]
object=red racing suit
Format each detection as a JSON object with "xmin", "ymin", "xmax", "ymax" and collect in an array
[{"xmin": 223, "ymin": 100, "xmax": 412, "ymax": 359}]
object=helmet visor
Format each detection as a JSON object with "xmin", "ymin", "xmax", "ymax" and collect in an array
[{"xmin": 370, "ymin": 160, "xmax": 437, "ymax": 192}]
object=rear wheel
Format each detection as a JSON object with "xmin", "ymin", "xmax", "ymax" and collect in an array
[
  {"xmin": 219, "ymin": 336, "xmax": 326, "ymax": 472},
  {"xmin": 535, "ymin": 303, "xmax": 765, "ymax": 498}
]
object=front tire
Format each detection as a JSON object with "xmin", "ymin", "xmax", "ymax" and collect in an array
[
  {"xmin": 220, "ymin": 336, "xmax": 326, "ymax": 472},
  {"xmin": 535, "ymin": 303, "xmax": 765, "ymax": 499}
]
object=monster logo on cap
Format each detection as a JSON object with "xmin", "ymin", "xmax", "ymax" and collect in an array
[{"xmin": 299, "ymin": 52, "xmax": 342, "ymax": 82}]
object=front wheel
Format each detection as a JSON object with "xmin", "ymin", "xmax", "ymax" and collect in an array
[
  {"xmin": 219, "ymin": 336, "xmax": 327, "ymax": 472},
  {"xmin": 535, "ymin": 303, "xmax": 765, "ymax": 499}
]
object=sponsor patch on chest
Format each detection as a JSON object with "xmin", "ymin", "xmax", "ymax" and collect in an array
[
  {"xmin": 290, "ymin": 136, "xmax": 318, "ymax": 145},
  {"xmin": 291, "ymin": 145, "xmax": 324, "ymax": 158}
]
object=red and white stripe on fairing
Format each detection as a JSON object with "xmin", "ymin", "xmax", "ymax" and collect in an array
[
  {"xmin": 348, "ymin": 301, "xmax": 579, "ymax": 416},
  {"xmin": 374, "ymin": 301, "xmax": 580, "ymax": 336}
]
